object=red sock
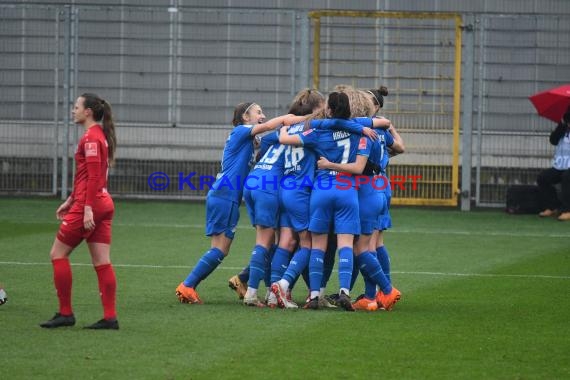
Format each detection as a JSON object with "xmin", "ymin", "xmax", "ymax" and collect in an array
[
  {"xmin": 95, "ymin": 264, "xmax": 117, "ymax": 320},
  {"xmin": 52, "ymin": 258, "xmax": 73, "ymax": 316}
]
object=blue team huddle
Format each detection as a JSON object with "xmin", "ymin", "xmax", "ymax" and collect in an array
[{"xmin": 176, "ymin": 85, "xmax": 405, "ymax": 312}]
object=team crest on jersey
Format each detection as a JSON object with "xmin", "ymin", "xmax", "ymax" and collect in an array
[
  {"xmin": 302, "ymin": 129, "xmax": 314, "ymax": 136},
  {"xmin": 359, "ymin": 137, "xmax": 367, "ymax": 150},
  {"xmin": 85, "ymin": 142, "xmax": 98, "ymax": 157}
]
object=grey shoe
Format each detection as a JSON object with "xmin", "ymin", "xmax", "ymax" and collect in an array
[
  {"xmin": 337, "ymin": 291, "xmax": 355, "ymax": 312},
  {"xmin": 40, "ymin": 313, "xmax": 76, "ymax": 328}
]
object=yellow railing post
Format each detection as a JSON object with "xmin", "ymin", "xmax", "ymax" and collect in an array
[
  {"xmin": 312, "ymin": 16, "xmax": 321, "ymax": 90},
  {"xmin": 307, "ymin": 10, "xmax": 462, "ymax": 206}
]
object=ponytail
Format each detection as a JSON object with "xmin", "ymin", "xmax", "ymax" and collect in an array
[
  {"xmin": 368, "ymin": 86, "xmax": 389, "ymax": 108},
  {"xmin": 101, "ymin": 100, "xmax": 116, "ymax": 166},
  {"xmin": 288, "ymin": 88, "xmax": 325, "ymax": 116},
  {"xmin": 81, "ymin": 93, "xmax": 117, "ymax": 166}
]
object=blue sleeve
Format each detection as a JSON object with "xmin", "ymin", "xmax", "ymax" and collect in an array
[
  {"xmin": 234, "ymin": 125, "xmax": 254, "ymax": 144},
  {"xmin": 298, "ymin": 129, "xmax": 318, "ymax": 148},
  {"xmin": 357, "ymin": 136, "xmax": 372, "ymax": 157},
  {"xmin": 259, "ymin": 131, "xmax": 279, "ymax": 157},
  {"xmin": 352, "ymin": 117, "xmax": 373, "ymax": 128},
  {"xmin": 313, "ymin": 118, "xmax": 364, "ymax": 134},
  {"xmin": 384, "ymin": 130, "xmax": 394, "ymax": 147}
]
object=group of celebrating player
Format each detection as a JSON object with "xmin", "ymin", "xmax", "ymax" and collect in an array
[
  {"xmin": 175, "ymin": 85, "xmax": 405, "ymax": 312},
  {"xmin": 39, "ymin": 85, "xmax": 404, "ymax": 331}
]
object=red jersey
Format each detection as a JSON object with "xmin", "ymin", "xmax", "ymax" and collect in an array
[{"xmin": 71, "ymin": 124, "xmax": 109, "ymax": 207}]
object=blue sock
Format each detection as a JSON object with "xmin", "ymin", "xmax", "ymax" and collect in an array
[
  {"xmin": 338, "ymin": 247, "xmax": 353, "ymax": 292},
  {"xmin": 271, "ymin": 247, "xmax": 291, "ymax": 283},
  {"xmin": 355, "ymin": 255, "xmax": 377, "ymax": 299},
  {"xmin": 289, "ymin": 274, "xmax": 298, "ymax": 291},
  {"xmin": 321, "ymin": 245, "xmax": 336, "ymax": 288},
  {"xmin": 247, "ymin": 245, "xmax": 268, "ymax": 290},
  {"xmin": 359, "ymin": 251, "xmax": 392, "ymax": 294},
  {"xmin": 376, "ymin": 245, "xmax": 391, "ymax": 283},
  {"xmin": 264, "ymin": 244, "xmax": 277, "ymax": 287},
  {"xmin": 363, "ymin": 272, "xmax": 377, "ymax": 299},
  {"xmin": 308, "ymin": 249, "xmax": 325, "ymax": 292},
  {"xmin": 238, "ymin": 266, "xmax": 250, "ymax": 283},
  {"xmin": 283, "ymin": 247, "xmax": 310, "ymax": 285},
  {"xmin": 349, "ymin": 254, "xmax": 360, "ymax": 290},
  {"xmin": 183, "ymin": 248, "xmax": 224, "ymax": 288}
]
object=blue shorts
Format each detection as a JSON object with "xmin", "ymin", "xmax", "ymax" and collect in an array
[
  {"xmin": 243, "ymin": 187, "xmax": 279, "ymax": 229},
  {"xmin": 378, "ymin": 191, "xmax": 392, "ymax": 230},
  {"xmin": 309, "ymin": 185, "xmax": 360, "ymax": 235},
  {"xmin": 205, "ymin": 193, "xmax": 240, "ymax": 239},
  {"xmin": 279, "ymin": 186, "xmax": 311, "ymax": 232},
  {"xmin": 376, "ymin": 174, "xmax": 392, "ymax": 230},
  {"xmin": 358, "ymin": 182, "xmax": 387, "ymax": 235}
]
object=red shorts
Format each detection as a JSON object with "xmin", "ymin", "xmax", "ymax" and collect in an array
[{"xmin": 56, "ymin": 194, "xmax": 114, "ymax": 248}]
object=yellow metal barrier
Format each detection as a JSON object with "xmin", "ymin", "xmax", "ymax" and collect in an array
[{"xmin": 308, "ymin": 10, "xmax": 462, "ymax": 206}]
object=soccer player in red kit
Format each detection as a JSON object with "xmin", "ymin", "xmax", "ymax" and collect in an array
[{"xmin": 40, "ymin": 93, "xmax": 119, "ymax": 330}]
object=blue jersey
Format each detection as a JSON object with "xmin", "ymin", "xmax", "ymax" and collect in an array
[
  {"xmin": 345, "ymin": 117, "xmax": 394, "ymax": 173},
  {"xmin": 281, "ymin": 123, "xmax": 317, "ymax": 187},
  {"xmin": 316, "ymin": 117, "xmax": 368, "ymax": 134},
  {"xmin": 356, "ymin": 130, "xmax": 394, "ymax": 194},
  {"xmin": 356, "ymin": 136, "xmax": 387, "ymax": 234},
  {"xmin": 365, "ymin": 130, "xmax": 393, "ymax": 170},
  {"xmin": 379, "ymin": 130, "xmax": 394, "ymax": 173},
  {"xmin": 356, "ymin": 136, "xmax": 373, "ymax": 161},
  {"xmin": 257, "ymin": 130, "xmax": 278, "ymax": 161},
  {"xmin": 209, "ymin": 124, "xmax": 255, "ymax": 203},
  {"xmin": 300, "ymin": 120, "xmax": 362, "ymax": 186},
  {"xmin": 248, "ymin": 130, "xmax": 285, "ymax": 194}
]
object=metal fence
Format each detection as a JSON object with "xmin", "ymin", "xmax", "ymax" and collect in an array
[
  {"xmin": 1, "ymin": 4, "xmax": 569, "ymax": 207},
  {"xmin": 0, "ymin": 4, "xmax": 308, "ymax": 199},
  {"xmin": 309, "ymin": 10, "xmax": 462, "ymax": 206},
  {"xmin": 472, "ymin": 14, "xmax": 570, "ymax": 207}
]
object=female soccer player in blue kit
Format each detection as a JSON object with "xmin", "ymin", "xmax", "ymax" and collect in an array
[
  {"xmin": 175, "ymin": 103, "xmax": 293, "ymax": 304},
  {"xmin": 367, "ymin": 87, "xmax": 405, "ymax": 307},
  {"xmin": 265, "ymin": 92, "xmax": 327, "ymax": 308},
  {"xmin": 227, "ymin": 89, "xmax": 326, "ymax": 305},
  {"xmin": 273, "ymin": 90, "xmax": 391, "ymax": 309},
  {"xmin": 241, "ymin": 129, "xmax": 286, "ymax": 307},
  {"xmin": 278, "ymin": 92, "xmax": 366, "ymax": 311},
  {"xmin": 318, "ymin": 116, "xmax": 404, "ymax": 311}
]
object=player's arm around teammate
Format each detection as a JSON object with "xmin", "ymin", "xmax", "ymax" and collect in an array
[
  {"xmin": 268, "ymin": 90, "xmax": 327, "ymax": 308},
  {"xmin": 175, "ymin": 103, "xmax": 292, "ymax": 304}
]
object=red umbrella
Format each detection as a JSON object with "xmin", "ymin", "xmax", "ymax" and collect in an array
[{"xmin": 529, "ymin": 84, "xmax": 570, "ymax": 123}]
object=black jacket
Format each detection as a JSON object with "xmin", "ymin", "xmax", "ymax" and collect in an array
[{"xmin": 550, "ymin": 122, "xmax": 570, "ymax": 146}]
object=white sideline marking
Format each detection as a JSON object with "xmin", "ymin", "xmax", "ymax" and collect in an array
[
  {"xmin": 393, "ymin": 270, "xmax": 570, "ymax": 280},
  {"xmin": 1, "ymin": 261, "xmax": 569, "ymax": 280},
  {"xmin": 5, "ymin": 219, "xmax": 569, "ymax": 239},
  {"xmin": 122, "ymin": 223, "xmax": 570, "ymax": 238}
]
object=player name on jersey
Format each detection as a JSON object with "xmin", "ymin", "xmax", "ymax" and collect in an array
[{"xmin": 332, "ymin": 130, "xmax": 351, "ymax": 140}]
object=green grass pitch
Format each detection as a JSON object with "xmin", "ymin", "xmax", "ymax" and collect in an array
[{"xmin": 0, "ymin": 197, "xmax": 569, "ymax": 379}]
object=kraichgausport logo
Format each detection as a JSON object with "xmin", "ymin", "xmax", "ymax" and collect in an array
[{"xmin": 146, "ymin": 172, "xmax": 421, "ymax": 192}]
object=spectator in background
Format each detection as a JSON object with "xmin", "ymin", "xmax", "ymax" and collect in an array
[{"xmin": 537, "ymin": 107, "xmax": 570, "ymax": 221}]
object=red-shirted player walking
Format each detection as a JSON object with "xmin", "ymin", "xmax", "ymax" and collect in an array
[{"xmin": 40, "ymin": 93, "xmax": 119, "ymax": 330}]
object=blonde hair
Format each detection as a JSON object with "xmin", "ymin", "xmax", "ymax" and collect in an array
[
  {"xmin": 288, "ymin": 88, "xmax": 325, "ymax": 116},
  {"xmin": 333, "ymin": 85, "xmax": 375, "ymax": 117},
  {"xmin": 302, "ymin": 108, "xmax": 326, "ymax": 131}
]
